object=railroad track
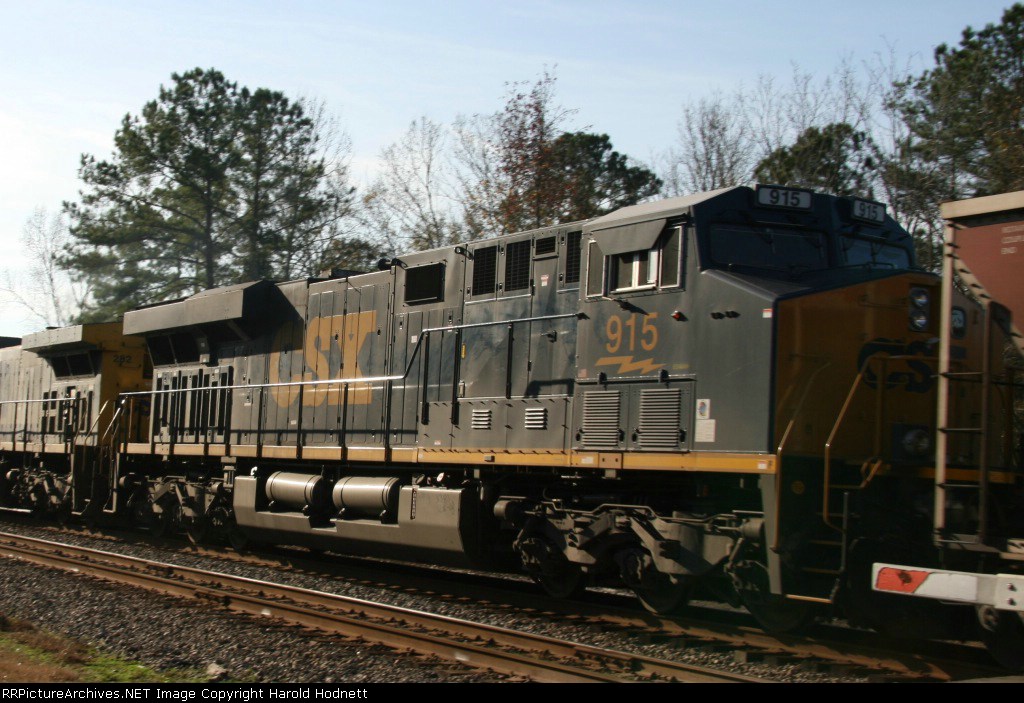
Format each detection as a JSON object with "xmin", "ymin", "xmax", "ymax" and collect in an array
[
  {"xmin": 0, "ymin": 518, "xmax": 1007, "ymax": 682},
  {"xmin": 0, "ymin": 531, "xmax": 760, "ymax": 683},
  {"xmin": 143, "ymin": 537, "xmax": 1003, "ymax": 682}
]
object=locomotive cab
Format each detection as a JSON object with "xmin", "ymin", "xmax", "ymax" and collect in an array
[{"xmin": 563, "ymin": 185, "xmax": 977, "ymax": 624}]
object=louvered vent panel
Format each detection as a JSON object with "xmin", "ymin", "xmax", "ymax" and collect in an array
[
  {"xmin": 582, "ymin": 391, "xmax": 621, "ymax": 448},
  {"xmin": 524, "ymin": 407, "xmax": 548, "ymax": 430},
  {"xmin": 534, "ymin": 236, "xmax": 556, "ymax": 255},
  {"xmin": 471, "ymin": 409, "xmax": 492, "ymax": 430},
  {"xmin": 638, "ymin": 389, "xmax": 681, "ymax": 449}
]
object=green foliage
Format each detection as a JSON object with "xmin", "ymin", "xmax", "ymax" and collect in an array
[
  {"xmin": 550, "ymin": 132, "xmax": 662, "ymax": 222},
  {"xmin": 232, "ymin": 90, "xmax": 357, "ymax": 280},
  {"xmin": 894, "ymin": 3, "xmax": 1024, "ymax": 197},
  {"xmin": 64, "ymin": 69, "xmax": 237, "ymax": 320},
  {"xmin": 319, "ymin": 236, "xmax": 389, "ymax": 273},
  {"xmin": 754, "ymin": 123, "xmax": 875, "ymax": 197},
  {"xmin": 63, "ymin": 68, "xmax": 357, "ymax": 322}
]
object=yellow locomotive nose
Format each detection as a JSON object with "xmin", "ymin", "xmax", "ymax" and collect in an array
[{"xmin": 773, "ymin": 273, "xmax": 941, "ymax": 467}]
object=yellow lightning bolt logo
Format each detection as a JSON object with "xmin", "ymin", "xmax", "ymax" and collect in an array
[{"xmin": 595, "ymin": 356, "xmax": 665, "ymax": 375}]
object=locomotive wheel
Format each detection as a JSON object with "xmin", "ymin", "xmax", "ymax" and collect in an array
[
  {"xmin": 228, "ymin": 526, "xmax": 250, "ymax": 552},
  {"xmin": 534, "ymin": 559, "xmax": 586, "ymax": 599},
  {"xmin": 741, "ymin": 590, "xmax": 815, "ymax": 634},
  {"xmin": 129, "ymin": 491, "xmax": 154, "ymax": 529},
  {"xmin": 634, "ymin": 573, "xmax": 694, "ymax": 616},
  {"xmin": 518, "ymin": 535, "xmax": 587, "ymax": 599},
  {"xmin": 977, "ymin": 606, "xmax": 1024, "ymax": 671},
  {"xmin": 151, "ymin": 500, "xmax": 180, "ymax": 538},
  {"xmin": 54, "ymin": 499, "xmax": 72, "ymax": 525},
  {"xmin": 150, "ymin": 509, "xmax": 172, "ymax": 537},
  {"xmin": 734, "ymin": 559, "xmax": 815, "ymax": 633},
  {"xmin": 184, "ymin": 516, "xmax": 209, "ymax": 545},
  {"xmin": 619, "ymin": 548, "xmax": 694, "ymax": 615},
  {"xmin": 29, "ymin": 487, "xmax": 49, "ymax": 519}
]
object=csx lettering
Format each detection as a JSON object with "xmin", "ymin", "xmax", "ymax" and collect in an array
[
  {"xmin": 857, "ymin": 338, "xmax": 934, "ymax": 393},
  {"xmin": 605, "ymin": 313, "xmax": 658, "ymax": 353},
  {"xmin": 268, "ymin": 312, "xmax": 378, "ymax": 408}
]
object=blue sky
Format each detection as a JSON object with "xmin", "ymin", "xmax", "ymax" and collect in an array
[{"xmin": 0, "ymin": 0, "xmax": 1014, "ymax": 335}]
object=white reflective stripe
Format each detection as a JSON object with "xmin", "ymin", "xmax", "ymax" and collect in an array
[
  {"xmin": 873, "ymin": 562, "xmax": 1024, "ymax": 609},
  {"xmin": 871, "ymin": 562, "xmax": 979, "ymax": 602},
  {"xmin": 914, "ymin": 572, "xmax": 979, "ymax": 602}
]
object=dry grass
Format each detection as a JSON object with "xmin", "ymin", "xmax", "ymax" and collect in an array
[
  {"xmin": 0, "ymin": 614, "xmax": 86, "ymax": 682},
  {"xmin": 0, "ymin": 613, "xmax": 205, "ymax": 683}
]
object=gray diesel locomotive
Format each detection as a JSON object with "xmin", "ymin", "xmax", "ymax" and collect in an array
[{"xmin": 3, "ymin": 185, "xmax": 1021, "ymax": 649}]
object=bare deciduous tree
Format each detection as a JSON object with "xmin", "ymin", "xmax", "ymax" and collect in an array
[
  {"xmin": 661, "ymin": 92, "xmax": 753, "ymax": 196},
  {"xmin": 865, "ymin": 46, "xmax": 946, "ymax": 271},
  {"xmin": 451, "ymin": 111, "xmax": 508, "ymax": 238},
  {"xmin": 663, "ymin": 61, "xmax": 876, "ymax": 196},
  {"xmin": 363, "ymin": 117, "xmax": 462, "ymax": 252},
  {"xmin": 1, "ymin": 208, "xmax": 85, "ymax": 328}
]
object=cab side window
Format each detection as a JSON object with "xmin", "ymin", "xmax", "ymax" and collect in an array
[
  {"xmin": 589, "ymin": 226, "xmax": 683, "ymax": 296},
  {"xmin": 611, "ymin": 248, "xmax": 659, "ymax": 292}
]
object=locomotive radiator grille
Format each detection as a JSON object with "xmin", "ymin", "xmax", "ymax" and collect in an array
[
  {"xmin": 581, "ymin": 390, "xmax": 621, "ymax": 448},
  {"xmin": 637, "ymin": 388, "xmax": 682, "ymax": 449},
  {"xmin": 505, "ymin": 240, "xmax": 531, "ymax": 291}
]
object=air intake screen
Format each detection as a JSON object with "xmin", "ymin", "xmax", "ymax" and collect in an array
[
  {"xmin": 505, "ymin": 241, "xmax": 531, "ymax": 292},
  {"xmin": 472, "ymin": 246, "xmax": 497, "ymax": 296}
]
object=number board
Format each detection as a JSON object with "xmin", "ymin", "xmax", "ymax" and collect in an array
[
  {"xmin": 755, "ymin": 185, "xmax": 812, "ymax": 211},
  {"xmin": 849, "ymin": 197, "xmax": 886, "ymax": 225}
]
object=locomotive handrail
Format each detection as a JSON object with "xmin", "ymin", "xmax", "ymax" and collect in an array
[
  {"xmin": 823, "ymin": 353, "xmax": 938, "ymax": 534},
  {"xmin": 0, "ymin": 395, "xmax": 93, "ymax": 449},
  {"xmin": 772, "ymin": 358, "xmax": 833, "ymax": 550},
  {"xmin": 101, "ymin": 400, "xmax": 124, "ymax": 443},
  {"xmin": 115, "ymin": 310, "xmax": 580, "ymax": 454},
  {"xmin": 116, "ymin": 311, "xmax": 581, "ymax": 398},
  {"xmin": 0, "ymin": 397, "xmax": 91, "ymax": 404},
  {"xmin": 70, "ymin": 399, "xmax": 109, "ymax": 507},
  {"xmin": 772, "ymin": 419, "xmax": 797, "ymax": 551},
  {"xmin": 68, "ymin": 398, "xmax": 103, "ymax": 475}
]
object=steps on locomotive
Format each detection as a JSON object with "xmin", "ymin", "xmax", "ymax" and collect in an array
[{"xmin": 787, "ymin": 462, "xmax": 870, "ymax": 600}]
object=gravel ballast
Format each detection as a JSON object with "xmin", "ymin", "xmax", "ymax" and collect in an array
[
  {"xmin": 0, "ymin": 520, "xmax": 885, "ymax": 682},
  {"xmin": 0, "ymin": 551, "xmax": 506, "ymax": 683}
]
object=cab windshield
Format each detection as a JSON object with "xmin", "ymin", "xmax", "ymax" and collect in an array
[
  {"xmin": 840, "ymin": 236, "xmax": 912, "ymax": 269},
  {"xmin": 708, "ymin": 224, "xmax": 828, "ymax": 274}
]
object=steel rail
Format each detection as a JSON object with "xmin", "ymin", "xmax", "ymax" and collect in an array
[
  {"xmin": 170, "ymin": 536, "xmax": 995, "ymax": 682},
  {"xmin": 0, "ymin": 531, "xmax": 760, "ymax": 684}
]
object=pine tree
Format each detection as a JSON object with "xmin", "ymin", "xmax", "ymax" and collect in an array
[{"xmin": 64, "ymin": 68, "xmax": 357, "ymax": 321}]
